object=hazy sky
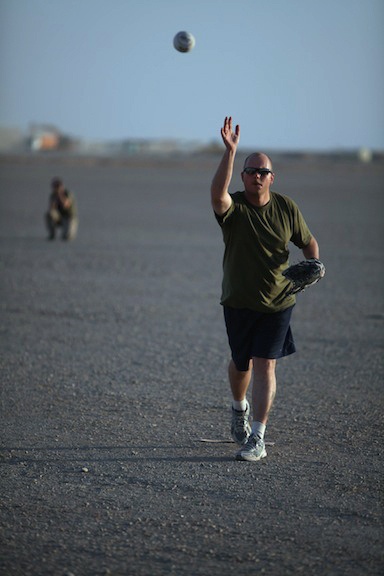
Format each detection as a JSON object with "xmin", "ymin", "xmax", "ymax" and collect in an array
[{"xmin": 1, "ymin": 0, "xmax": 383, "ymax": 150}]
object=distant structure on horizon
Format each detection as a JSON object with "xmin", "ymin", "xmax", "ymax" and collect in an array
[
  {"xmin": 27, "ymin": 123, "xmax": 74, "ymax": 152},
  {"xmin": 0, "ymin": 123, "xmax": 382, "ymax": 163}
]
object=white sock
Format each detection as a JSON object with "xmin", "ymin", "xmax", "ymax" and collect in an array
[
  {"xmin": 232, "ymin": 399, "xmax": 248, "ymax": 412},
  {"xmin": 252, "ymin": 421, "xmax": 266, "ymax": 440}
]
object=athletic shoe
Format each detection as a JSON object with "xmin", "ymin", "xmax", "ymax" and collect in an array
[
  {"xmin": 235, "ymin": 433, "xmax": 267, "ymax": 462},
  {"xmin": 231, "ymin": 402, "xmax": 251, "ymax": 445}
]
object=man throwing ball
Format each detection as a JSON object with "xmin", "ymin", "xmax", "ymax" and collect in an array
[{"xmin": 211, "ymin": 117, "xmax": 320, "ymax": 462}]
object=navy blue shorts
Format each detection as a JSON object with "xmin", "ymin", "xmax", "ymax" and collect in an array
[{"xmin": 223, "ymin": 305, "xmax": 296, "ymax": 371}]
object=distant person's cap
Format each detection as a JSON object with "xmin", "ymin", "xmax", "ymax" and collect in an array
[{"xmin": 51, "ymin": 177, "xmax": 62, "ymax": 187}]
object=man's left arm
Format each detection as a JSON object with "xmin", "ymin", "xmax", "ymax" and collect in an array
[{"xmin": 302, "ymin": 236, "xmax": 319, "ymax": 259}]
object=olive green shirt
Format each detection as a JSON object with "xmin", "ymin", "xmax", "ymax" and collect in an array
[{"xmin": 215, "ymin": 190, "xmax": 313, "ymax": 313}]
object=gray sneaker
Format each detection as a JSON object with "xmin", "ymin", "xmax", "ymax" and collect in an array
[
  {"xmin": 235, "ymin": 433, "xmax": 267, "ymax": 462},
  {"xmin": 231, "ymin": 402, "xmax": 251, "ymax": 445}
]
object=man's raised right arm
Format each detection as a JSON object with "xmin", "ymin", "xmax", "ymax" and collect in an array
[{"xmin": 210, "ymin": 117, "xmax": 240, "ymax": 216}]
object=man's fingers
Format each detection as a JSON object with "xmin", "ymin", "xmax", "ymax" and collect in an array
[{"xmin": 221, "ymin": 117, "xmax": 240, "ymax": 144}]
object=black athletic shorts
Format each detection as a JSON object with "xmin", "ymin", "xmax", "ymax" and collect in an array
[{"xmin": 223, "ymin": 305, "xmax": 296, "ymax": 371}]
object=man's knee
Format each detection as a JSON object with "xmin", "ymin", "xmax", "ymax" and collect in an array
[{"xmin": 252, "ymin": 357, "xmax": 276, "ymax": 375}]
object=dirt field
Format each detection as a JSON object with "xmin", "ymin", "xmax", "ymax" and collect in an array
[{"xmin": 1, "ymin": 153, "xmax": 383, "ymax": 575}]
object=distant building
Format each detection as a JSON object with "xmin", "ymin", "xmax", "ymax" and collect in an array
[
  {"xmin": 28, "ymin": 124, "xmax": 74, "ymax": 152},
  {"xmin": 31, "ymin": 132, "xmax": 59, "ymax": 151}
]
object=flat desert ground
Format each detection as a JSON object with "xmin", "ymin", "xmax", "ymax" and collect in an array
[{"xmin": 1, "ymin": 153, "xmax": 383, "ymax": 575}]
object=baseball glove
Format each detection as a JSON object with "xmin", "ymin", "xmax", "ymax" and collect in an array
[{"xmin": 282, "ymin": 258, "xmax": 325, "ymax": 296}]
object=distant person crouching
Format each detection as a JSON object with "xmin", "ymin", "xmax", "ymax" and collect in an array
[{"xmin": 46, "ymin": 178, "xmax": 78, "ymax": 240}]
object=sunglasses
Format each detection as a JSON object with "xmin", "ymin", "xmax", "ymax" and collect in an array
[{"xmin": 243, "ymin": 167, "xmax": 273, "ymax": 176}]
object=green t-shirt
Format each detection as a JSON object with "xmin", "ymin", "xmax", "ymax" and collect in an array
[{"xmin": 215, "ymin": 190, "xmax": 313, "ymax": 313}]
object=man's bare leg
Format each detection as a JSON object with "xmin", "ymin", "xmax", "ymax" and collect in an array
[
  {"xmin": 251, "ymin": 357, "xmax": 277, "ymax": 424},
  {"xmin": 236, "ymin": 358, "xmax": 276, "ymax": 461},
  {"xmin": 228, "ymin": 358, "xmax": 252, "ymax": 401}
]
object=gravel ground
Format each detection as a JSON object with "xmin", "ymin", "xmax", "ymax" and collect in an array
[{"xmin": 0, "ymin": 154, "xmax": 383, "ymax": 576}]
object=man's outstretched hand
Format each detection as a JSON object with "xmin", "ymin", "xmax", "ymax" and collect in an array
[{"xmin": 221, "ymin": 116, "xmax": 240, "ymax": 152}]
